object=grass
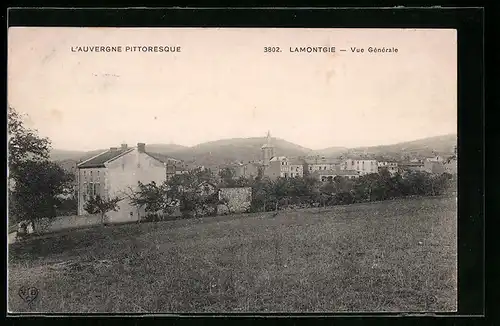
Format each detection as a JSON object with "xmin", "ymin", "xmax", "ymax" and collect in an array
[{"xmin": 8, "ymin": 196, "xmax": 457, "ymax": 313}]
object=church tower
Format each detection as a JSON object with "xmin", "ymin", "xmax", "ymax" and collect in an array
[{"xmin": 261, "ymin": 131, "xmax": 275, "ymax": 165}]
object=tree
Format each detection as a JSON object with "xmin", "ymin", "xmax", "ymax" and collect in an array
[
  {"xmin": 219, "ymin": 167, "xmax": 236, "ymax": 187},
  {"xmin": 83, "ymin": 195, "xmax": 120, "ymax": 225},
  {"xmin": 266, "ymin": 177, "xmax": 291, "ymax": 212},
  {"xmin": 249, "ymin": 177, "xmax": 270, "ymax": 212},
  {"xmin": 8, "ymin": 107, "xmax": 51, "ymax": 175},
  {"xmin": 8, "ymin": 108, "xmax": 75, "ymax": 229},
  {"xmin": 127, "ymin": 181, "xmax": 179, "ymax": 221},
  {"xmin": 9, "ymin": 160, "xmax": 74, "ymax": 229},
  {"xmin": 429, "ymin": 172, "xmax": 453, "ymax": 196},
  {"xmin": 163, "ymin": 169, "xmax": 219, "ymax": 218}
]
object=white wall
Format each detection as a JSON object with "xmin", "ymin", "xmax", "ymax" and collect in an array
[
  {"xmin": 342, "ymin": 159, "xmax": 378, "ymax": 175},
  {"xmin": 105, "ymin": 148, "xmax": 167, "ymax": 223}
]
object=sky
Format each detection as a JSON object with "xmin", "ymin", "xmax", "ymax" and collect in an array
[{"xmin": 8, "ymin": 28, "xmax": 457, "ymax": 151}]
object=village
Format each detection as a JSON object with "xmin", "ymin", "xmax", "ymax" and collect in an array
[{"xmin": 61, "ymin": 131, "xmax": 458, "ymax": 225}]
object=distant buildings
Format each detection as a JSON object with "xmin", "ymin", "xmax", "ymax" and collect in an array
[
  {"xmin": 303, "ymin": 156, "xmax": 341, "ymax": 174},
  {"xmin": 245, "ymin": 131, "xmax": 457, "ymax": 181},
  {"xmin": 341, "ymin": 159, "xmax": 378, "ymax": 176},
  {"xmin": 425, "ymin": 155, "xmax": 445, "ymax": 163},
  {"xmin": 218, "ymin": 162, "xmax": 262, "ymax": 179},
  {"xmin": 377, "ymin": 161, "xmax": 399, "ymax": 175},
  {"xmin": 312, "ymin": 169, "xmax": 360, "ymax": 182},
  {"xmin": 398, "ymin": 162, "xmax": 425, "ymax": 173},
  {"xmin": 423, "ymin": 160, "xmax": 446, "ymax": 174},
  {"xmin": 288, "ymin": 159, "xmax": 304, "ymax": 178}
]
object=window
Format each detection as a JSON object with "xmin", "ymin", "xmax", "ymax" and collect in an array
[
  {"xmin": 83, "ymin": 182, "xmax": 87, "ymax": 200},
  {"xmin": 93, "ymin": 183, "xmax": 100, "ymax": 197}
]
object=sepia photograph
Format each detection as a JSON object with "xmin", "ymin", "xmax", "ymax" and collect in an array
[{"xmin": 7, "ymin": 27, "xmax": 458, "ymax": 313}]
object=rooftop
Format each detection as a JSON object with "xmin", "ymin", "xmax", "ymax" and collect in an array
[
  {"xmin": 78, "ymin": 147, "xmax": 182, "ymax": 169},
  {"xmin": 78, "ymin": 148, "xmax": 133, "ymax": 168},
  {"xmin": 146, "ymin": 152, "xmax": 181, "ymax": 165},
  {"xmin": 305, "ymin": 158, "xmax": 340, "ymax": 165},
  {"xmin": 313, "ymin": 169, "xmax": 359, "ymax": 176},
  {"xmin": 270, "ymin": 156, "xmax": 287, "ymax": 162},
  {"xmin": 288, "ymin": 159, "xmax": 304, "ymax": 165},
  {"xmin": 400, "ymin": 162, "xmax": 424, "ymax": 167}
]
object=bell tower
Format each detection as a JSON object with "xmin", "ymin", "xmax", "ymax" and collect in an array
[{"xmin": 261, "ymin": 130, "xmax": 275, "ymax": 165}]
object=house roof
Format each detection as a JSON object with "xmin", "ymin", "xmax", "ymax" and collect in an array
[
  {"xmin": 303, "ymin": 156, "xmax": 340, "ymax": 164},
  {"xmin": 198, "ymin": 181, "xmax": 218, "ymax": 189},
  {"xmin": 77, "ymin": 148, "xmax": 133, "ymax": 168},
  {"xmin": 78, "ymin": 148, "xmax": 183, "ymax": 169},
  {"xmin": 269, "ymin": 156, "xmax": 287, "ymax": 162},
  {"xmin": 344, "ymin": 158, "xmax": 377, "ymax": 162},
  {"xmin": 288, "ymin": 158, "xmax": 304, "ymax": 165},
  {"xmin": 400, "ymin": 162, "xmax": 424, "ymax": 167},
  {"xmin": 145, "ymin": 152, "xmax": 181, "ymax": 165},
  {"xmin": 219, "ymin": 162, "xmax": 244, "ymax": 169},
  {"xmin": 313, "ymin": 169, "xmax": 359, "ymax": 176}
]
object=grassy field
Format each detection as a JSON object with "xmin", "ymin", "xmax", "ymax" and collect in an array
[{"xmin": 8, "ymin": 196, "xmax": 457, "ymax": 313}]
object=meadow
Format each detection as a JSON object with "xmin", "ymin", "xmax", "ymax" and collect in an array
[{"xmin": 8, "ymin": 196, "xmax": 457, "ymax": 313}]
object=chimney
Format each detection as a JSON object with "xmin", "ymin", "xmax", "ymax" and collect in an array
[
  {"xmin": 121, "ymin": 143, "xmax": 128, "ymax": 150},
  {"xmin": 137, "ymin": 143, "xmax": 146, "ymax": 153},
  {"xmin": 110, "ymin": 147, "xmax": 118, "ymax": 151}
]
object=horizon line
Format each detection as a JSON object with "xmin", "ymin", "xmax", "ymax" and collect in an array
[{"xmin": 51, "ymin": 132, "xmax": 457, "ymax": 153}]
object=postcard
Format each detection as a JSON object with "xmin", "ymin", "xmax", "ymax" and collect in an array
[{"xmin": 8, "ymin": 26, "xmax": 457, "ymax": 313}]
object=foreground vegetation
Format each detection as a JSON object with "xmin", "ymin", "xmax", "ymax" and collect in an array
[{"xmin": 8, "ymin": 196, "xmax": 457, "ymax": 313}]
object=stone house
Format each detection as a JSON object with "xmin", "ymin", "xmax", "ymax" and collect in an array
[
  {"xmin": 424, "ymin": 160, "xmax": 446, "ymax": 174},
  {"xmin": 217, "ymin": 187, "xmax": 252, "ymax": 214}
]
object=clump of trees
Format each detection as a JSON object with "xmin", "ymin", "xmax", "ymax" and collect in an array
[
  {"xmin": 126, "ymin": 168, "xmax": 222, "ymax": 221},
  {"xmin": 83, "ymin": 195, "xmax": 121, "ymax": 225},
  {"xmin": 8, "ymin": 107, "xmax": 76, "ymax": 233},
  {"xmin": 127, "ymin": 164, "xmax": 455, "ymax": 221}
]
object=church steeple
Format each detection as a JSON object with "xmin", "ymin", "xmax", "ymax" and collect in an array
[{"xmin": 261, "ymin": 130, "xmax": 275, "ymax": 165}]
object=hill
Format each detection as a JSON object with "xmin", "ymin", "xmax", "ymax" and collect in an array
[
  {"xmin": 346, "ymin": 134, "xmax": 457, "ymax": 160},
  {"xmin": 165, "ymin": 137, "xmax": 313, "ymax": 168},
  {"xmin": 50, "ymin": 134, "xmax": 456, "ymax": 167},
  {"xmin": 311, "ymin": 146, "xmax": 349, "ymax": 157},
  {"xmin": 50, "ymin": 149, "xmax": 100, "ymax": 162}
]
